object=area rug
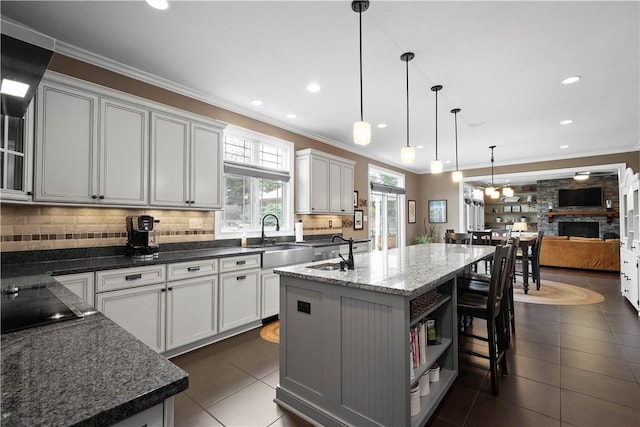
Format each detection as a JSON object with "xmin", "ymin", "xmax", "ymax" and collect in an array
[
  {"xmin": 260, "ymin": 320, "xmax": 280, "ymax": 344},
  {"xmin": 513, "ymin": 280, "xmax": 605, "ymax": 305}
]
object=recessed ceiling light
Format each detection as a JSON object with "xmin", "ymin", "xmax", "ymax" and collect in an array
[
  {"xmin": 562, "ymin": 76, "xmax": 581, "ymax": 85},
  {"xmin": 251, "ymin": 99, "xmax": 263, "ymax": 106},
  {"xmin": 377, "ymin": 123, "xmax": 387, "ymax": 129},
  {"xmin": 145, "ymin": 0, "xmax": 169, "ymax": 10},
  {"xmin": 468, "ymin": 121, "xmax": 485, "ymax": 128},
  {"xmin": 560, "ymin": 145, "xmax": 569, "ymax": 149},
  {"xmin": 307, "ymin": 83, "xmax": 320, "ymax": 93},
  {"xmin": 560, "ymin": 119, "xmax": 573, "ymax": 125},
  {"xmin": 286, "ymin": 113, "xmax": 296, "ymax": 119},
  {"xmin": 416, "ymin": 145, "xmax": 424, "ymax": 149},
  {"xmin": 1, "ymin": 79, "xmax": 29, "ymax": 98}
]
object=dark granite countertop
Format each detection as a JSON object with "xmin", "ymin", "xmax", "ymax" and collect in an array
[
  {"xmin": 1, "ymin": 246, "xmax": 268, "ymax": 278},
  {"xmin": 1, "ymin": 278, "xmax": 188, "ymax": 426}
]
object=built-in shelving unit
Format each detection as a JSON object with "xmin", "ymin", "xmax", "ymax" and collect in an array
[
  {"xmin": 484, "ymin": 185, "xmax": 538, "ymax": 231},
  {"xmin": 620, "ymin": 168, "xmax": 639, "ymax": 315}
]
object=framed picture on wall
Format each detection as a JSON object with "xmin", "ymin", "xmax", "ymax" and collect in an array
[
  {"xmin": 353, "ymin": 191, "xmax": 359, "ymax": 208},
  {"xmin": 428, "ymin": 200, "xmax": 447, "ymax": 223},
  {"xmin": 512, "ymin": 205, "xmax": 521, "ymax": 213},
  {"xmin": 503, "ymin": 205, "xmax": 512, "ymax": 213},
  {"xmin": 354, "ymin": 210, "xmax": 364, "ymax": 230},
  {"xmin": 408, "ymin": 200, "xmax": 416, "ymax": 223}
]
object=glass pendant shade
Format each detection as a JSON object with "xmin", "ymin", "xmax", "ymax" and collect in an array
[
  {"xmin": 430, "ymin": 159, "xmax": 443, "ymax": 174},
  {"xmin": 485, "ymin": 187, "xmax": 494, "ymax": 196},
  {"xmin": 353, "ymin": 121, "xmax": 371, "ymax": 145},
  {"xmin": 491, "ymin": 190, "xmax": 500, "ymax": 199},
  {"xmin": 400, "ymin": 145, "xmax": 416, "ymax": 163},
  {"xmin": 452, "ymin": 170, "xmax": 463, "ymax": 183},
  {"xmin": 502, "ymin": 187, "xmax": 514, "ymax": 197}
]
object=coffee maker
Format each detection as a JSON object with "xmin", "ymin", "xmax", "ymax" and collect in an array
[{"xmin": 126, "ymin": 215, "xmax": 159, "ymax": 259}]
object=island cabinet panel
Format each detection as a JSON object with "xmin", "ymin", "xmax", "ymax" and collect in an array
[
  {"xmin": 276, "ymin": 273, "xmax": 461, "ymax": 427},
  {"xmin": 277, "ymin": 277, "xmax": 415, "ymax": 427}
]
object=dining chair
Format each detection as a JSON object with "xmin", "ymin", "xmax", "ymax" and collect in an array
[
  {"xmin": 470, "ymin": 230, "xmax": 493, "ymax": 272},
  {"xmin": 516, "ymin": 230, "xmax": 544, "ymax": 289},
  {"xmin": 457, "ymin": 244, "xmax": 513, "ymax": 395},
  {"xmin": 445, "ymin": 232, "xmax": 472, "ymax": 244}
]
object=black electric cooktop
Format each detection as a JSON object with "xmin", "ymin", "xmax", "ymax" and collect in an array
[{"xmin": 1, "ymin": 285, "xmax": 84, "ymax": 334}]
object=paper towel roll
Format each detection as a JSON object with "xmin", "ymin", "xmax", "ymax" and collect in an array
[{"xmin": 295, "ymin": 222, "xmax": 304, "ymax": 242}]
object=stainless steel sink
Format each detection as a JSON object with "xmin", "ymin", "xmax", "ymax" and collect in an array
[
  {"xmin": 254, "ymin": 244, "xmax": 315, "ymax": 269},
  {"xmin": 308, "ymin": 262, "xmax": 343, "ymax": 271}
]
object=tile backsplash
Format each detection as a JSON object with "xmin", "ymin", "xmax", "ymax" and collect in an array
[
  {"xmin": 0, "ymin": 205, "xmax": 349, "ymax": 252},
  {"xmin": 0, "ymin": 205, "xmax": 214, "ymax": 252}
]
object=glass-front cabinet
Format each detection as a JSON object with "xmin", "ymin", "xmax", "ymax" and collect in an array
[{"xmin": 0, "ymin": 101, "xmax": 33, "ymax": 201}]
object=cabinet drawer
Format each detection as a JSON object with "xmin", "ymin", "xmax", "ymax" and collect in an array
[
  {"xmin": 219, "ymin": 254, "xmax": 261, "ymax": 273},
  {"xmin": 167, "ymin": 259, "xmax": 218, "ymax": 281},
  {"xmin": 96, "ymin": 265, "xmax": 166, "ymax": 293}
]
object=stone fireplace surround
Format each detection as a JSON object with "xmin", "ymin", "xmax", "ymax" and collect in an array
[
  {"xmin": 536, "ymin": 176, "xmax": 620, "ymax": 238},
  {"xmin": 558, "ymin": 221, "xmax": 599, "ymax": 238}
]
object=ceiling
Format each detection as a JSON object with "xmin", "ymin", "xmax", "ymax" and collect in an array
[{"xmin": 2, "ymin": 1, "xmax": 638, "ymax": 178}]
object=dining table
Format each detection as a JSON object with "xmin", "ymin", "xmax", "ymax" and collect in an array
[{"xmin": 491, "ymin": 235, "xmax": 538, "ymax": 294}]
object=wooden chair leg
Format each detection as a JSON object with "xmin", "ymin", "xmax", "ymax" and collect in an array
[{"xmin": 487, "ymin": 319, "xmax": 499, "ymax": 395}]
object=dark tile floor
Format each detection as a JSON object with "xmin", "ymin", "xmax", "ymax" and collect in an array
[{"xmin": 170, "ymin": 267, "xmax": 640, "ymax": 426}]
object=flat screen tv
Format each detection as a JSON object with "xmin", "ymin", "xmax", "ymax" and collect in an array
[{"xmin": 558, "ymin": 187, "xmax": 602, "ymax": 207}]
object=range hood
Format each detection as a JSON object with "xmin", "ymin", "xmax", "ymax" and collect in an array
[{"xmin": 1, "ymin": 19, "xmax": 55, "ymax": 118}]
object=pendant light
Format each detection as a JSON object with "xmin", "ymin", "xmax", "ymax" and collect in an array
[
  {"xmin": 486, "ymin": 145, "xmax": 500, "ymax": 199},
  {"xmin": 430, "ymin": 85, "xmax": 443, "ymax": 174},
  {"xmin": 352, "ymin": 0, "xmax": 370, "ymax": 146},
  {"xmin": 400, "ymin": 52, "xmax": 416, "ymax": 163},
  {"xmin": 502, "ymin": 186, "xmax": 514, "ymax": 197},
  {"xmin": 450, "ymin": 108, "xmax": 462, "ymax": 182}
]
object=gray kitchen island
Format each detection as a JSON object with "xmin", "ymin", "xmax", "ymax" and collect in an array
[{"xmin": 274, "ymin": 243, "xmax": 494, "ymax": 427}]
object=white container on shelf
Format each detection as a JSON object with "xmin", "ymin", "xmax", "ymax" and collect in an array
[
  {"xmin": 419, "ymin": 372, "xmax": 430, "ymax": 396},
  {"xmin": 410, "ymin": 385, "xmax": 420, "ymax": 416},
  {"xmin": 429, "ymin": 364, "xmax": 440, "ymax": 383}
]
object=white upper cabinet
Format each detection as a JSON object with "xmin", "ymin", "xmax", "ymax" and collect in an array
[
  {"xmin": 1, "ymin": 101, "xmax": 34, "ymax": 201},
  {"xmin": 35, "ymin": 80, "xmax": 99, "ymax": 203},
  {"xmin": 150, "ymin": 113, "xmax": 224, "ymax": 209},
  {"xmin": 296, "ymin": 148, "xmax": 355, "ymax": 215},
  {"xmin": 330, "ymin": 159, "xmax": 355, "ymax": 214},
  {"xmin": 35, "ymin": 74, "xmax": 148, "ymax": 205},
  {"xmin": 33, "ymin": 72, "xmax": 225, "ymax": 209},
  {"xmin": 99, "ymin": 98, "xmax": 148, "ymax": 205}
]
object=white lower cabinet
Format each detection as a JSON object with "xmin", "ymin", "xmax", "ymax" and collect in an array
[
  {"xmin": 261, "ymin": 268, "xmax": 279, "ymax": 319},
  {"xmin": 620, "ymin": 248, "xmax": 640, "ymax": 313},
  {"xmin": 166, "ymin": 275, "xmax": 218, "ymax": 350},
  {"xmin": 96, "ymin": 283, "xmax": 167, "ymax": 353},
  {"xmin": 54, "ymin": 272, "xmax": 95, "ymax": 306},
  {"xmin": 219, "ymin": 268, "xmax": 261, "ymax": 332}
]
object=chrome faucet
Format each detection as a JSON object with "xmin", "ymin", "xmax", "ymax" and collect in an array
[
  {"xmin": 331, "ymin": 235, "xmax": 354, "ymax": 270},
  {"xmin": 261, "ymin": 214, "xmax": 280, "ymax": 244}
]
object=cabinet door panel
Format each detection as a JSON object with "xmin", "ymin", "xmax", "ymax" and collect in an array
[
  {"xmin": 310, "ymin": 156, "xmax": 329, "ymax": 212},
  {"xmin": 55, "ymin": 272, "xmax": 95, "ymax": 307},
  {"xmin": 166, "ymin": 276, "xmax": 217, "ymax": 350},
  {"xmin": 190, "ymin": 122, "xmax": 222, "ymax": 209},
  {"xmin": 261, "ymin": 269, "xmax": 279, "ymax": 319},
  {"xmin": 219, "ymin": 269, "xmax": 260, "ymax": 332},
  {"xmin": 100, "ymin": 99, "xmax": 148, "ymax": 205},
  {"xmin": 150, "ymin": 113, "xmax": 189, "ymax": 207},
  {"xmin": 340, "ymin": 163, "xmax": 355, "ymax": 214},
  {"xmin": 35, "ymin": 83, "xmax": 98, "ymax": 202},
  {"xmin": 96, "ymin": 284, "xmax": 166, "ymax": 352}
]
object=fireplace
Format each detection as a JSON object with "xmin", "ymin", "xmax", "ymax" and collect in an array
[{"xmin": 558, "ymin": 222, "xmax": 599, "ymax": 238}]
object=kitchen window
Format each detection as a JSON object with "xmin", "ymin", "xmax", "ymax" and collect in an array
[{"xmin": 215, "ymin": 126, "xmax": 293, "ymax": 238}]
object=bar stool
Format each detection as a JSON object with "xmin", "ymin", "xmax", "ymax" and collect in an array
[{"xmin": 457, "ymin": 244, "xmax": 513, "ymax": 395}]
